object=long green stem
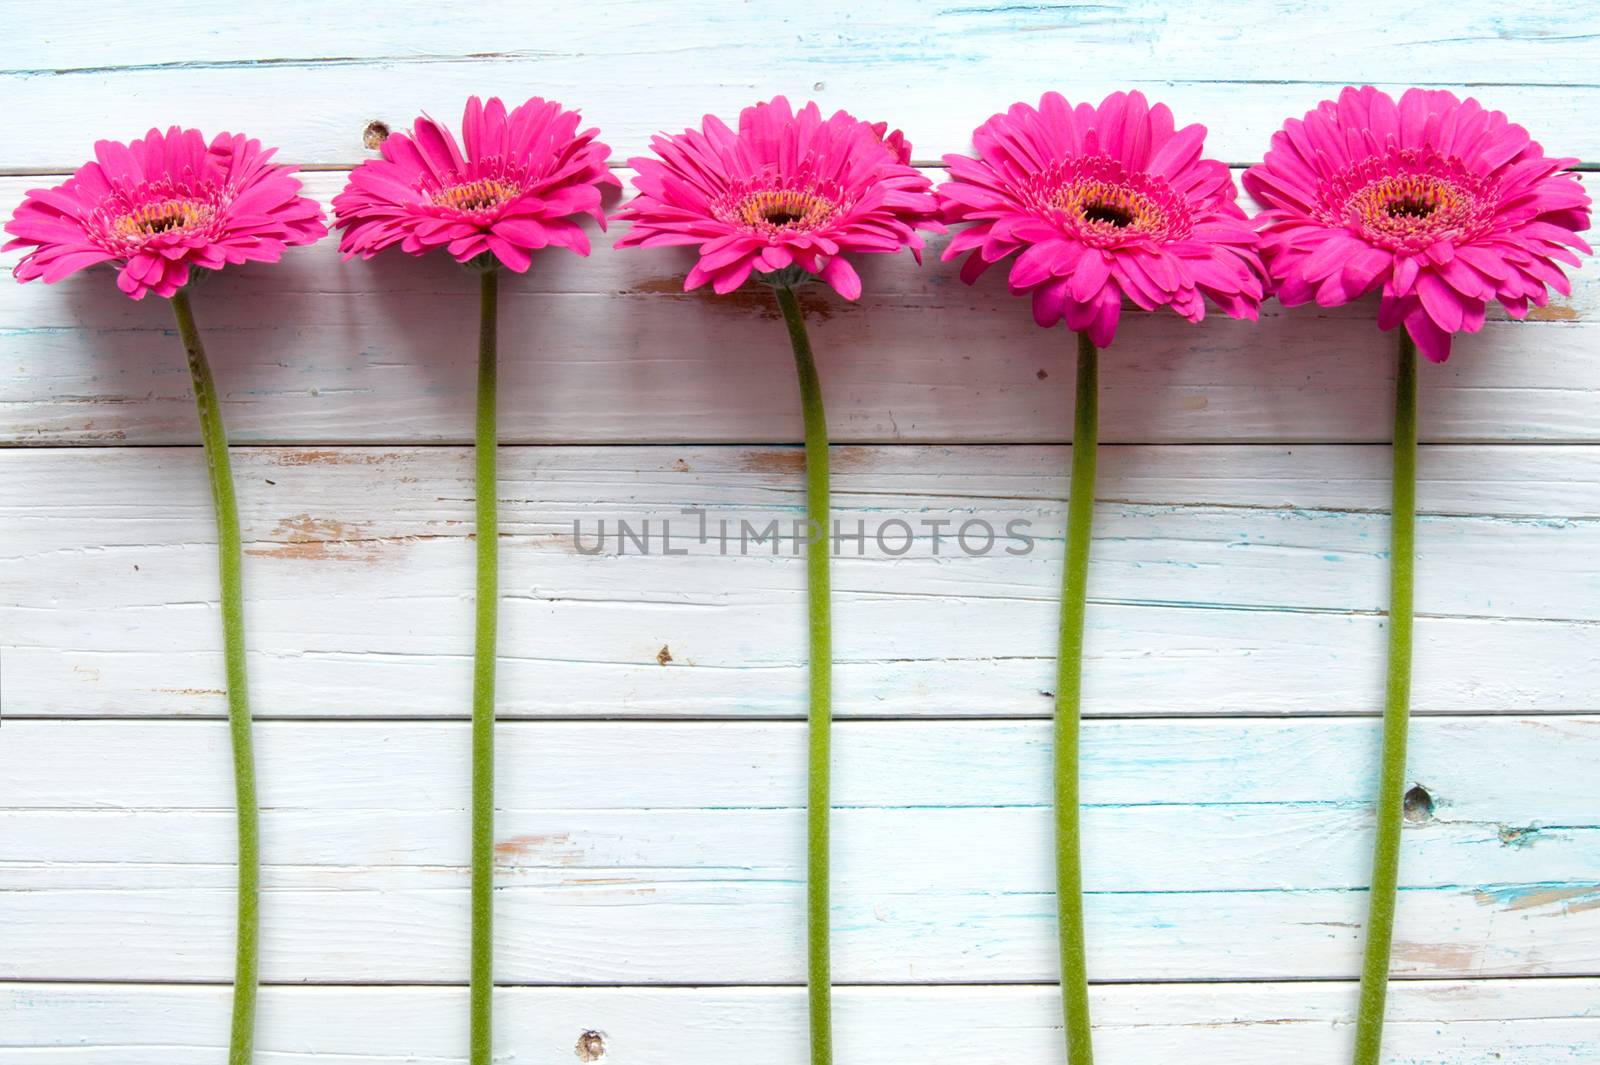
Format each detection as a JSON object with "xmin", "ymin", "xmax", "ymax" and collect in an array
[
  {"xmin": 1055, "ymin": 330, "xmax": 1099, "ymax": 1065},
  {"xmin": 173, "ymin": 289, "xmax": 258, "ymax": 1065},
  {"xmin": 470, "ymin": 267, "xmax": 500, "ymax": 1065},
  {"xmin": 776, "ymin": 284, "xmax": 833, "ymax": 1065},
  {"xmin": 1352, "ymin": 331, "xmax": 1418, "ymax": 1065}
]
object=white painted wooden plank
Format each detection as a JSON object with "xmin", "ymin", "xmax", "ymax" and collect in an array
[
  {"xmin": 4, "ymin": 445, "xmax": 1596, "ymax": 719},
  {"xmin": 3, "ymin": 2, "xmax": 1598, "ymax": 167},
  {"xmin": 10, "ymin": 869, "xmax": 1593, "ymax": 983},
  {"xmin": 2, "ymin": 172, "xmax": 1593, "ymax": 446},
  {"xmin": 2, "ymin": 718, "xmax": 1596, "ymax": 982},
  {"xmin": 12, "ymin": 0, "xmax": 1597, "ymax": 86},
  {"xmin": 2, "ymin": 0, "xmax": 1594, "ymax": 1045},
  {"xmin": 5, "ymin": 717, "xmax": 1592, "ymax": 820},
  {"xmin": 3, "ymin": 980, "xmax": 1598, "ymax": 1065},
  {"xmin": 4, "ymin": 980, "xmax": 1596, "ymax": 1065}
]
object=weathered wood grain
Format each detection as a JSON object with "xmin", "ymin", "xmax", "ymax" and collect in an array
[
  {"xmin": 2, "ymin": 172, "xmax": 1593, "ymax": 446},
  {"xmin": 2, "ymin": 717, "xmax": 1596, "ymax": 983},
  {"xmin": 13, "ymin": 0, "xmax": 1598, "ymax": 84},
  {"xmin": 5, "ymin": 979, "xmax": 1596, "ymax": 1065},
  {"xmin": 4, "ymin": 444, "xmax": 1596, "ymax": 719},
  {"xmin": 3, "ymin": 2, "xmax": 1598, "ymax": 167},
  {"xmin": 10, "ymin": 717, "xmax": 1593, "ymax": 818},
  {"xmin": 4, "ymin": 6, "xmax": 1598, "ymax": 1051}
]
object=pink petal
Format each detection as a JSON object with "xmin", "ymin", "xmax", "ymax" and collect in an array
[{"xmin": 819, "ymin": 256, "xmax": 863, "ymax": 300}]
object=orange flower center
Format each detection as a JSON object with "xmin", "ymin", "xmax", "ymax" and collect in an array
[
  {"xmin": 432, "ymin": 178, "xmax": 521, "ymax": 214},
  {"xmin": 732, "ymin": 187, "xmax": 838, "ymax": 233},
  {"xmin": 1027, "ymin": 157, "xmax": 1190, "ymax": 247},
  {"xmin": 1051, "ymin": 180, "xmax": 1163, "ymax": 232},
  {"xmin": 1318, "ymin": 150, "xmax": 1497, "ymax": 252},
  {"xmin": 112, "ymin": 198, "xmax": 215, "ymax": 239},
  {"xmin": 1352, "ymin": 173, "xmax": 1463, "ymax": 238}
]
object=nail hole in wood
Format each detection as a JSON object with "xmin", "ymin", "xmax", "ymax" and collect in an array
[
  {"xmin": 1403, "ymin": 784, "xmax": 1435, "ymax": 823},
  {"xmin": 576, "ymin": 1029, "xmax": 607, "ymax": 1061}
]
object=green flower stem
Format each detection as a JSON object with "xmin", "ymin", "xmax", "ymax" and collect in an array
[
  {"xmin": 1055, "ymin": 330, "xmax": 1099, "ymax": 1065},
  {"xmin": 1352, "ymin": 330, "xmax": 1418, "ymax": 1065},
  {"xmin": 775, "ymin": 284, "xmax": 833, "ymax": 1065},
  {"xmin": 172, "ymin": 289, "xmax": 259, "ymax": 1065},
  {"xmin": 470, "ymin": 267, "xmax": 500, "ymax": 1065}
]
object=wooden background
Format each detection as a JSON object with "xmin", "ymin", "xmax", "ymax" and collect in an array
[{"xmin": 2, "ymin": 2, "xmax": 1598, "ymax": 1061}]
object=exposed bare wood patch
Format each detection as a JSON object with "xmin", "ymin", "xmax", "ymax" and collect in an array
[
  {"xmin": 494, "ymin": 833, "xmax": 576, "ymax": 863},
  {"xmin": 245, "ymin": 513, "xmax": 381, "ymax": 563},
  {"xmin": 739, "ymin": 446, "xmax": 872, "ymax": 477},
  {"xmin": 1472, "ymin": 883, "xmax": 1600, "ymax": 913},
  {"xmin": 1392, "ymin": 940, "xmax": 1480, "ymax": 972},
  {"xmin": 626, "ymin": 275, "xmax": 838, "ymax": 321},
  {"xmin": 576, "ymin": 1029, "xmax": 607, "ymax": 1062},
  {"xmin": 1529, "ymin": 301, "xmax": 1579, "ymax": 322}
]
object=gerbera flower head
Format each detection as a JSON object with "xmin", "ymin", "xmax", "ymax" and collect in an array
[
  {"xmin": 5, "ymin": 127, "xmax": 326, "ymax": 300},
  {"xmin": 937, "ymin": 91, "xmax": 1264, "ymax": 347},
  {"xmin": 613, "ymin": 96, "xmax": 942, "ymax": 299},
  {"xmin": 1244, "ymin": 86, "xmax": 1591, "ymax": 362},
  {"xmin": 333, "ymin": 96, "xmax": 617, "ymax": 272}
]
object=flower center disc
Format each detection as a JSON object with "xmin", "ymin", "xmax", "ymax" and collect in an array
[
  {"xmin": 1081, "ymin": 201, "xmax": 1136, "ymax": 228},
  {"xmin": 727, "ymin": 187, "xmax": 839, "ymax": 235},
  {"xmin": 112, "ymin": 198, "xmax": 215, "ymax": 239},
  {"xmin": 1027, "ymin": 157, "xmax": 1190, "ymax": 247},
  {"xmin": 432, "ymin": 177, "xmax": 521, "ymax": 215},
  {"xmin": 1320, "ymin": 150, "xmax": 1497, "ymax": 252},
  {"xmin": 1385, "ymin": 196, "xmax": 1439, "ymax": 220}
]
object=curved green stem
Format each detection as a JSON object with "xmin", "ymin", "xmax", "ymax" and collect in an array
[
  {"xmin": 1352, "ymin": 331, "xmax": 1418, "ymax": 1065},
  {"xmin": 775, "ymin": 284, "xmax": 833, "ymax": 1065},
  {"xmin": 1055, "ymin": 330, "xmax": 1099, "ymax": 1065},
  {"xmin": 173, "ymin": 289, "xmax": 259, "ymax": 1065},
  {"xmin": 470, "ymin": 267, "xmax": 500, "ymax": 1065}
]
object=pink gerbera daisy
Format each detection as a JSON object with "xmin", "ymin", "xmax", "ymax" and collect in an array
[
  {"xmin": 939, "ymin": 92, "xmax": 1264, "ymax": 1065},
  {"xmin": 334, "ymin": 95, "xmax": 616, "ymax": 1065},
  {"xmin": 615, "ymin": 97, "xmax": 941, "ymax": 1065},
  {"xmin": 937, "ymin": 91, "xmax": 1264, "ymax": 347},
  {"xmin": 613, "ymin": 96, "xmax": 942, "ymax": 298},
  {"xmin": 7, "ymin": 124, "xmax": 328, "ymax": 1065},
  {"xmin": 333, "ymin": 95, "xmax": 617, "ymax": 272},
  {"xmin": 5, "ymin": 126, "xmax": 326, "ymax": 300},
  {"xmin": 1244, "ymin": 89, "xmax": 1591, "ymax": 1065},
  {"xmin": 1244, "ymin": 86, "xmax": 1591, "ymax": 362}
]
